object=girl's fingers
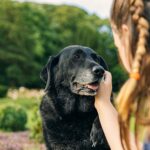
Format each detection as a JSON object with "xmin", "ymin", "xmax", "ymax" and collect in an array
[
  {"xmin": 95, "ymin": 71, "xmax": 112, "ymax": 104},
  {"xmin": 103, "ymin": 71, "xmax": 112, "ymax": 84}
]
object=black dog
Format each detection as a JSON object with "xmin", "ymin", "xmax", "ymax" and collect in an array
[{"xmin": 40, "ymin": 45, "xmax": 110, "ymax": 150}]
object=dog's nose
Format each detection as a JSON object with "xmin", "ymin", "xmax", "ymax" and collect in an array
[{"xmin": 92, "ymin": 66, "xmax": 104, "ymax": 76}]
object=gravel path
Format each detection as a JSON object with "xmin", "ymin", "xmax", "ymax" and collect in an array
[{"xmin": 0, "ymin": 131, "xmax": 46, "ymax": 150}]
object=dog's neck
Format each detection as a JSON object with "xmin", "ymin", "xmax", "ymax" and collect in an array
[{"xmin": 47, "ymin": 84, "xmax": 96, "ymax": 117}]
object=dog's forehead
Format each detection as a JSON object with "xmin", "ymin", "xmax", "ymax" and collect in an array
[{"xmin": 60, "ymin": 46, "xmax": 96, "ymax": 57}]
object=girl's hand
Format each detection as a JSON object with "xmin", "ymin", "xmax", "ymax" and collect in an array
[
  {"xmin": 95, "ymin": 71, "xmax": 112, "ymax": 108},
  {"xmin": 94, "ymin": 71, "xmax": 124, "ymax": 150}
]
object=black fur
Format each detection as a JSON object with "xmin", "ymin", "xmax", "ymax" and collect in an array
[{"xmin": 40, "ymin": 45, "xmax": 110, "ymax": 150}]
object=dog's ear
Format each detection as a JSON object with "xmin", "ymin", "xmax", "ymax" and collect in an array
[
  {"xmin": 40, "ymin": 56, "xmax": 59, "ymax": 92},
  {"xmin": 97, "ymin": 56, "xmax": 109, "ymax": 71}
]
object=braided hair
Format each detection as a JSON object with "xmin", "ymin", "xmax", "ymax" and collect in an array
[{"xmin": 111, "ymin": 0, "xmax": 150, "ymax": 149}]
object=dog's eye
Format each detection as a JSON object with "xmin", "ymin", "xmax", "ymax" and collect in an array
[
  {"xmin": 95, "ymin": 57, "xmax": 99, "ymax": 63},
  {"xmin": 91, "ymin": 54, "xmax": 99, "ymax": 63},
  {"xmin": 73, "ymin": 54, "xmax": 80, "ymax": 59}
]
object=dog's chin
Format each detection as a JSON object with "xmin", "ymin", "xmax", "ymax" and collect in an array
[
  {"xmin": 71, "ymin": 81, "xmax": 100, "ymax": 96},
  {"xmin": 78, "ymin": 90, "xmax": 97, "ymax": 96}
]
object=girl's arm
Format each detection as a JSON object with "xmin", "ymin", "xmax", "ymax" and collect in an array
[{"xmin": 94, "ymin": 71, "xmax": 123, "ymax": 150}]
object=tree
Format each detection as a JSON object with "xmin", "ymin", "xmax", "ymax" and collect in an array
[{"xmin": 0, "ymin": 0, "xmax": 127, "ymax": 91}]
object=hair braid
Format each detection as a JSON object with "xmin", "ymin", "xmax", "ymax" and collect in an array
[{"xmin": 116, "ymin": 0, "xmax": 150, "ymax": 149}]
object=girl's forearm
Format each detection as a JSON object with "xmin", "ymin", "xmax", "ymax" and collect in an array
[{"xmin": 95, "ymin": 100, "xmax": 123, "ymax": 150}]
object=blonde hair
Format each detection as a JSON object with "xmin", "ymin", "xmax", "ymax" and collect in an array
[{"xmin": 111, "ymin": 0, "xmax": 150, "ymax": 149}]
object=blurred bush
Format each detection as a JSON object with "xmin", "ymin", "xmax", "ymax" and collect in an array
[
  {"xmin": 0, "ymin": 105, "xmax": 27, "ymax": 131},
  {"xmin": 7, "ymin": 87, "xmax": 44, "ymax": 100},
  {"xmin": 111, "ymin": 65, "xmax": 128, "ymax": 92},
  {"xmin": 27, "ymin": 105, "xmax": 43, "ymax": 142},
  {"xmin": 0, "ymin": 85, "xmax": 8, "ymax": 97}
]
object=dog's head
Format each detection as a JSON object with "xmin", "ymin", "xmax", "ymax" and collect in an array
[{"xmin": 40, "ymin": 45, "xmax": 108, "ymax": 96}]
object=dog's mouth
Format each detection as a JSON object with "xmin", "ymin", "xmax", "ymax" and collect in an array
[
  {"xmin": 85, "ymin": 81, "xmax": 99, "ymax": 91},
  {"xmin": 72, "ymin": 80, "xmax": 100, "ymax": 96}
]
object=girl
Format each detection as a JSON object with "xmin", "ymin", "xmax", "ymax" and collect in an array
[{"xmin": 95, "ymin": 0, "xmax": 150, "ymax": 149}]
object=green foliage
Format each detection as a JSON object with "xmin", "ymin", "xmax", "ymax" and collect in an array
[
  {"xmin": 0, "ymin": 97, "xmax": 38, "ymax": 109},
  {"xmin": 111, "ymin": 65, "xmax": 128, "ymax": 92},
  {"xmin": 0, "ymin": 0, "xmax": 127, "ymax": 91},
  {"xmin": 0, "ymin": 105, "xmax": 27, "ymax": 131},
  {"xmin": 0, "ymin": 85, "xmax": 8, "ymax": 97},
  {"xmin": 27, "ymin": 105, "xmax": 43, "ymax": 142},
  {"xmin": 0, "ymin": 98, "xmax": 43, "ymax": 142}
]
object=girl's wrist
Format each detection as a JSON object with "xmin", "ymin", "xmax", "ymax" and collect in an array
[{"xmin": 94, "ymin": 97, "xmax": 111, "ymax": 110}]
